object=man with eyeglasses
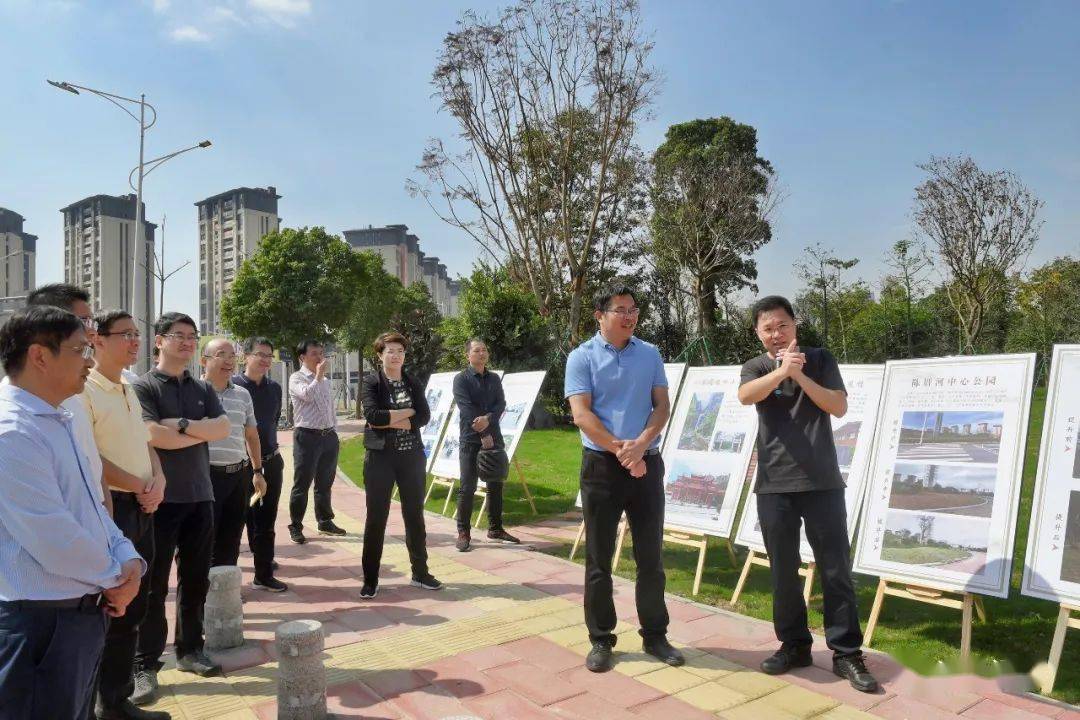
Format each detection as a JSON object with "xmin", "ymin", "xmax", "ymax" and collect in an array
[
  {"xmin": 0, "ymin": 306, "xmax": 146, "ymax": 719},
  {"xmin": 131, "ymin": 313, "xmax": 230, "ymax": 702},
  {"xmin": 233, "ymin": 337, "xmax": 288, "ymax": 592},
  {"xmin": 201, "ymin": 339, "xmax": 266, "ymax": 571},
  {"xmin": 18, "ymin": 283, "xmax": 112, "ymax": 516},
  {"xmin": 82, "ymin": 310, "xmax": 171, "ymax": 719},
  {"xmin": 564, "ymin": 283, "xmax": 683, "ymax": 673},
  {"xmin": 287, "ymin": 339, "xmax": 345, "ymax": 544}
]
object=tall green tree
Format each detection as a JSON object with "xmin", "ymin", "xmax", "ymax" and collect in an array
[
  {"xmin": 1006, "ymin": 257, "xmax": 1080, "ymax": 382},
  {"xmin": 439, "ymin": 265, "xmax": 552, "ymax": 372},
  {"xmin": 220, "ymin": 227, "xmax": 368, "ymax": 367},
  {"xmin": 383, "ymin": 283, "xmax": 444, "ymax": 385},
  {"xmin": 650, "ymin": 117, "xmax": 777, "ymax": 335},
  {"xmin": 338, "ymin": 251, "xmax": 402, "ymax": 360}
]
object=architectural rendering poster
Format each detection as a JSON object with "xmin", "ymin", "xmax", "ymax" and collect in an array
[
  {"xmin": 1022, "ymin": 345, "xmax": 1080, "ymax": 604},
  {"xmin": 574, "ymin": 361, "xmax": 688, "ymax": 509},
  {"xmin": 430, "ymin": 370, "xmax": 506, "ymax": 480},
  {"xmin": 734, "ymin": 365, "xmax": 886, "ymax": 562},
  {"xmin": 853, "ymin": 354, "xmax": 1036, "ymax": 598},
  {"xmin": 660, "ymin": 366, "xmax": 759, "ymax": 536},
  {"xmin": 421, "ymin": 372, "xmax": 457, "ymax": 473},
  {"xmin": 497, "ymin": 370, "xmax": 547, "ymax": 463}
]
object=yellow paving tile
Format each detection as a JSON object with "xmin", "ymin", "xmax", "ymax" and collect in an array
[
  {"xmin": 719, "ymin": 702, "xmax": 801, "ymax": 720},
  {"xmin": 612, "ymin": 651, "xmax": 665, "ymax": 677},
  {"xmin": 741, "ymin": 684, "xmax": 840, "ymax": 719},
  {"xmin": 541, "ymin": 625, "xmax": 588, "ymax": 647},
  {"xmin": 715, "ymin": 668, "xmax": 789, "ymax": 699},
  {"xmin": 636, "ymin": 665, "xmax": 708, "ymax": 694},
  {"xmin": 674, "ymin": 681, "xmax": 751, "ymax": 712},
  {"xmin": 817, "ymin": 706, "xmax": 882, "ymax": 720},
  {"xmin": 682, "ymin": 651, "xmax": 744, "ymax": 680}
]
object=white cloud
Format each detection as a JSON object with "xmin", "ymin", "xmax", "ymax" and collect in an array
[
  {"xmin": 170, "ymin": 24, "xmax": 211, "ymax": 42},
  {"xmin": 209, "ymin": 5, "xmax": 244, "ymax": 24},
  {"xmin": 246, "ymin": 0, "xmax": 311, "ymax": 28},
  {"xmin": 152, "ymin": 0, "xmax": 171, "ymax": 12}
]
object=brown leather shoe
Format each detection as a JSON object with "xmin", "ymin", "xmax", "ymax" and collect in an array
[{"xmin": 456, "ymin": 530, "xmax": 471, "ymax": 552}]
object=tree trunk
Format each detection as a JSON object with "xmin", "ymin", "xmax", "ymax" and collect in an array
[{"xmin": 695, "ymin": 275, "xmax": 718, "ymax": 336}]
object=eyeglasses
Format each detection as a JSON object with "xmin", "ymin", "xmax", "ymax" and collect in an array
[
  {"xmin": 65, "ymin": 344, "xmax": 95, "ymax": 360},
  {"xmin": 604, "ymin": 307, "xmax": 640, "ymax": 318},
  {"xmin": 249, "ymin": 352, "xmax": 274, "ymax": 360},
  {"xmin": 78, "ymin": 317, "xmax": 98, "ymax": 331},
  {"xmin": 100, "ymin": 331, "xmax": 141, "ymax": 342},
  {"xmin": 160, "ymin": 332, "xmax": 200, "ymax": 343}
]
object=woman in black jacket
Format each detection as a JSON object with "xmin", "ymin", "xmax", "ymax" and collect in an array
[{"xmin": 359, "ymin": 331, "xmax": 442, "ymax": 597}]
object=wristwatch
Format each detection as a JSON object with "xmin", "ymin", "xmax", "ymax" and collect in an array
[
  {"xmin": 253, "ymin": 468, "xmax": 264, "ymax": 475},
  {"xmin": 177, "ymin": 418, "xmax": 190, "ymax": 435}
]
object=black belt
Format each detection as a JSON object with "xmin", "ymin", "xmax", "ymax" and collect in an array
[
  {"xmin": 296, "ymin": 427, "xmax": 336, "ymax": 436},
  {"xmin": 585, "ymin": 447, "xmax": 661, "ymax": 458},
  {"xmin": 1, "ymin": 593, "xmax": 102, "ymax": 613},
  {"xmin": 262, "ymin": 449, "xmax": 280, "ymax": 463},
  {"xmin": 212, "ymin": 459, "xmax": 250, "ymax": 474}
]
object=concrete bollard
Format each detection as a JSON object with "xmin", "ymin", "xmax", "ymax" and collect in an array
[
  {"xmin": 204, "ymin": 566, "xmax": 244, "ymax": 650},
  {"xmin": 276, "ymin": 619, "xmax": 326, "ymax": 720}
]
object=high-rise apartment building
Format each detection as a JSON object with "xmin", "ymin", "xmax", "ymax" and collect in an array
[
  {"xmin": 196, "ymin": 186, "xmax": 281, "ymax": 335},
  {"xmin": 61, "ymin": 194, "xmax": 156, "ymax": 366},
  {"xmin": 342, "ymin": 224, "xmax": 460, "ymax": 317},
  {"xmin": 0, "ymin": 207, "xmax": 37, "ymax": 307}
]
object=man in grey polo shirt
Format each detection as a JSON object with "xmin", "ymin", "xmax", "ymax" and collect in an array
[
  {"xmin": 565, "ymin": 284, "xmax": 683, "ymax": 673},
  {"xmin": 201, "ymin": 338, "xmax": 266, "ymax": 569}
]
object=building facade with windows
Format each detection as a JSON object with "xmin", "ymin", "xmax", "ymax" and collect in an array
[
  {"xmin": 0, "ymin": 207, "xmax": 36, "ymax": 305},
  {"xmin": 196, "ymin": 186, "xmax": 281, "ymax": 335}
]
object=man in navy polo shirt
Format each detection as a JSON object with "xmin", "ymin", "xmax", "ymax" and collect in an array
[{"xmin": 564, "ymin": 284, "xmax": 683, "ymax": 673}]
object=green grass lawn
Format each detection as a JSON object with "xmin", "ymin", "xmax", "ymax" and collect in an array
[
  {"xmin": 881, "ymin": 546, "xmax": 971, "ymax": 565},
  {"xmin": 337, "ymin": 390, "xmax": 1080, "ymax": 705}
]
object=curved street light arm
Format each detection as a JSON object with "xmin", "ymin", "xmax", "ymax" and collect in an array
[
  {"xmin": 128, "ymin": 141, "xmax": 212, "ymax": 191},
  {"xmin": 47, "ymin": 80, "xmax": 158, "ymax": 128}
]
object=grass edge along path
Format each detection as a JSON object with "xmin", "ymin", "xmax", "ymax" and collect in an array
[{"xmin": 338, "ymin": 388, "xmax": 1080, "ymax": 706}]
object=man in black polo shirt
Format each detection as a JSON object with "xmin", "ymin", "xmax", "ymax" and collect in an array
[
  {"xmin": 452, "ymin": 338, "xmax": 519, "ymax": 552},
  {"xmin": 132, "ymin": 313, "xmax": 230, "ymax": 704},
  {"xmin": 738, "ymin": 296, "xmax": 878, "ymax": 693},
  {"xmin": 234, "ymin": 337, "xmax": 288, "ymax": 592}
]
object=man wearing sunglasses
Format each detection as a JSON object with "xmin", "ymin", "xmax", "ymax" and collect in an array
[{"xmin": 132, "ymin": 313, "xmax": 230, "ymax": 703}]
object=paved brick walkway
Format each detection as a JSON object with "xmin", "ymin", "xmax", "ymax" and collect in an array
[{"xmin": 145, "ymin": 440, "xmax": 1076, "ymax": 719}]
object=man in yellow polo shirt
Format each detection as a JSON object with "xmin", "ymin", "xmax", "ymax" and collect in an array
[{"xmin": 82, "ymin": 309, "xmax": 170, "ymax": 719}]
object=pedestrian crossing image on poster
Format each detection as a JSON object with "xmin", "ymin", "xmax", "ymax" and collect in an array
[{"xmin": 897, "ymin": 410, "xmax": 1003, "ymax": 463}]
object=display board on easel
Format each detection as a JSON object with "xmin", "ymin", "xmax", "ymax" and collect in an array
[
  {"xmin": 730, "ymin": 364, "xmax": 885, "ymax": 603},
  {"xmin": 853, "ymin": 354, "xmax": 1036, "ymax": 657},
  {"xmin": 1019, "ymin": 345, "xmax": 1080, "ymax": 692},
  {"xmin": 429, "ymin": 370, "xmax": 505, "ymax": 480},
  {"xmin": 420, "ymin": 372, "xmax": 457, "ymax": 473}
]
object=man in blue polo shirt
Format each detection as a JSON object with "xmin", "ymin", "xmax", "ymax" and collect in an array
[{"xmin": 564, "ymin": 284, "xmax": 683, "ymax": 673}]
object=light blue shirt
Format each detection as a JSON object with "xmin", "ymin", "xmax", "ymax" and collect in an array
[
  {"xmin": 564, "ymin": 333, "xmax": 667, "ymax": 452},
  {"xmin": 0, "ymin": 384, "xmax": 144, "ymax": 601}
]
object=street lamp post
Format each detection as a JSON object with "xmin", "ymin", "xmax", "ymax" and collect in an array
[{"xmin": 47, "ymin": 79, "xmax": 210, "ymax": 370}]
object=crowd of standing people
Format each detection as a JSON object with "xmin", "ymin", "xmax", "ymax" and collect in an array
[{"xmin": 0, "ymin": 281, "xmax": 880, "ymax": 720}]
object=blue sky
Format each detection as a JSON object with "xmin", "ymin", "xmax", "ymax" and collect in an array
[{"xmin": 2, "ymin": 0, "xmax": 1078, "ymax": 321}]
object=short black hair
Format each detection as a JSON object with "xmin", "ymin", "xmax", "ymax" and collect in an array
[
  {"xmin": 296, "ymin": 339, "xmax": 324, "ymax": 357},
  {"xmin": 243, "ymin": 336, "xmax": 274, "ymax": 354},
  {"xmin": 593, "ymin": 283, "xmax": 639, "ymax": 312},
  {"xmin": 751, "ymin": 295, "xmax": 796, "ymax": 326},
  {"xmin": 465, "ymin": 338, "xmax": 487, "ymax": 353},
  {"xmin": 0, "ymin": 306, "xmax": 83, "ymax": 376},
  {"xmin": 26, "ymin": 283, "xmax": 90, "ymax": 312},
  {"xmin": 95, "ymin": 309, "xmax": 134, "ymax": 335},
  {"xmin": 153, "ymin": 312, "xmax": 197, "ymax": 336}
]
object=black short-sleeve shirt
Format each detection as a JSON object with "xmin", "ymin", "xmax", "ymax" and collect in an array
[
  {"xmin": 740, "ymin": 348, "xmax": 846, "ymax": 494},
  {"xmin": 134, "ymin": 368, "xmax": 225, "ymax": 504}
]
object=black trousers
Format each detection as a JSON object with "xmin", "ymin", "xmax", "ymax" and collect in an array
[
  {"xmin": 361, "ymin": 447, "xmax": 429, "ymax": 585},
  {"xmin": 97, "ymin": 492, "xmax": 155, "ymax": 710},
  {"xmin": 580, "ymin": 449, "xmax": 669, "ymax": 645},
  {"xmin": 247, "ymin": 452, "xmax": 284, "ymax": 581},
  {"xmin": 455, "ymin": 441, "xmax": 504, "ymax": 532},
  {"xmin": 290, "ymin": 428, "xmax": 339, "ymax": 530},
  {"xmin": 211, "ymin": 464, "xmax": 251, "ymax": 568},
  {"xmin": 136, "ymin": 500, "xmax": 214, "ymax": 669},
  {"xmin": 757, "ymin": 488, "xmax": 864, "ymax": 658},
  {"xmin": 0, "ymin": 601, "xmax": 107, "ymax": 720}
]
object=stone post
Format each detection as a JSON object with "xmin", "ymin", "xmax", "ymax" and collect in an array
[
  {"xmin": 276, "ymin": 619, "xmax": 326, "ymax": 720},
  {"xmin": 204, "ymin": 566, "xmax": 244, "ymax": 650}
]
